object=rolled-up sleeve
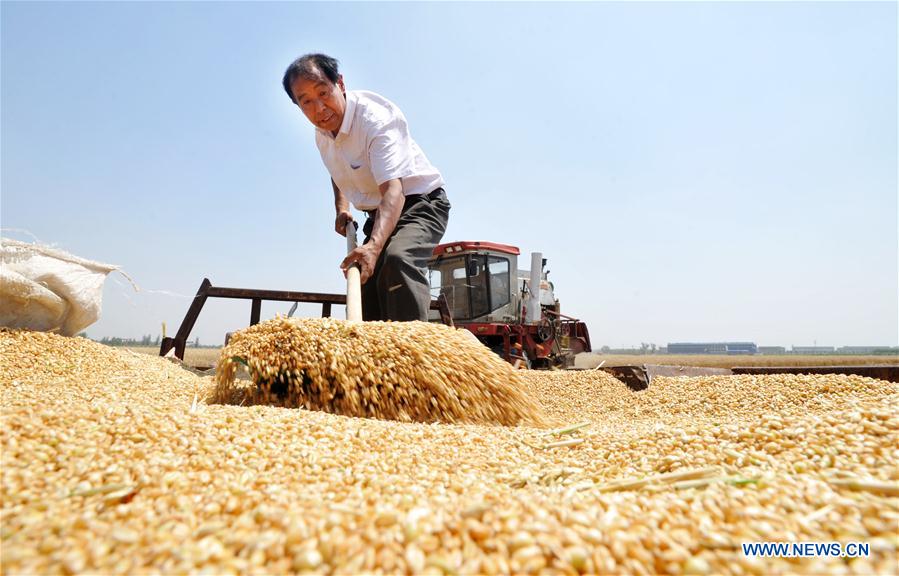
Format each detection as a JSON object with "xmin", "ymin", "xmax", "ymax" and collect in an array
[{"xmin": 367, "ymin": 116, "xmax": 415, "ymax": 185}]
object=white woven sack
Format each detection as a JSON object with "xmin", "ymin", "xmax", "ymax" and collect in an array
[{"xmin": 0, "ymin": 238, "xmax": 121, "ymax": 336}]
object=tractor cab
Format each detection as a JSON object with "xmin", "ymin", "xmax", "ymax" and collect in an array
[{"xmin": 427, "ymin": 242, "xmax": 520, "ymax": 324}]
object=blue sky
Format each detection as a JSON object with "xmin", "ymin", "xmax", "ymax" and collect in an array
[{"xmin": 2, "ymin": 1, "xmax": 896, "ymax": 348}]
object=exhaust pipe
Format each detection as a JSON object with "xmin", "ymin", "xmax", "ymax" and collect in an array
[{"xmin": 526, "ymin": 252, "xmax": 542, "ymax": 324}]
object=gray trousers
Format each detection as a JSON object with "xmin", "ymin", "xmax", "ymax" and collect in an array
[{"xmin": 362, "ymin": 188, "xmax": 450, "ymax": 321}]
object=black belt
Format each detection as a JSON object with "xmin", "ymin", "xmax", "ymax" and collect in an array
[{"xmin": 364, "ymin": 187, "xmax": 444, "ymax": 218}]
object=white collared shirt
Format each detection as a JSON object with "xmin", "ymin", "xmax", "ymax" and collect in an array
[{"xmin": 314, "ymin": 90, "xmax": 444, "ymax": 211}]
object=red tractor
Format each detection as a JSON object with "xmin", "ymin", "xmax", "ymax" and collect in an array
[{"xmin": 428, "ymin": 241, "xmax": 591, "ymax": 368}]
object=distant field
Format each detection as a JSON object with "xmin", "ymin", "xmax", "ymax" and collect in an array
[
  {"xmin": 574, "ymin": 353, "xmax": 899, "ymax": 369},
  {"xmin": 126, "ymin": 346, "xmax": 221, "ymax": 367},
  {"xmin": 125, "ymin": 346, "xmax": 897, "ymax": 370}
]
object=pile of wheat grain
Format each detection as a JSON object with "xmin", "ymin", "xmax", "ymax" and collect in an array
[
  {"xmin": 212, "ymin": 317, "xmax": 545, "ymax": 426},
  {"xmin": 2, "ymin": 328, "xmax": 897, "ymax": 575}
]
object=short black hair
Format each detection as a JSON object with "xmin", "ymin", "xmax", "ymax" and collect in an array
[{"xmin": 282, "ymin": 53, "xmax": 340, "ymax": 103}]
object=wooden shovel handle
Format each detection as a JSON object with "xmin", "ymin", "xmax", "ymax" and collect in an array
[{"xmin": 345, "ymin": 221, "xmax": 363, "ymax": 322}]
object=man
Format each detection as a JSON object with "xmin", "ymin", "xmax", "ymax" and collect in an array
[{"xmin": 282, "ymin": 53, "xmax": 450, "ymax": 322}]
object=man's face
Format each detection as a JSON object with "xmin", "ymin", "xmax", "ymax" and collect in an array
[{"xmin": 290, "ymin": 72, "xmax": 346, "ymax": 134}]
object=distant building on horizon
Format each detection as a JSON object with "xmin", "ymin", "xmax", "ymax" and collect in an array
[
  {"xmin": 604, "ymin": 343, "xmax": 897, "ymax": 356},
  {"xmin": 835, "ymin": 346, "xmax": 895, "ymax": 355},
  {"xmin": 791, "ymin": 346, "xmax": 835, "ymax": 355},
  {"xmin": 667, "ymin": 342, "xmax": 758, "ymax": 355},
  {"xmin": 758, "ymin": 346, "xmax": 786, "ymax": 355}
]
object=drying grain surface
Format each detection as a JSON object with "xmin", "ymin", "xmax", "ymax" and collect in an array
[{"xmin": 2, "ymin": 328, "xmax": 898, "ymax": 575}]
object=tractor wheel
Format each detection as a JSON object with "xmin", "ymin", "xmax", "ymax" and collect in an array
[{"xmin": 535, "ymin": 318, "xmax": 554, "ymax": 342}]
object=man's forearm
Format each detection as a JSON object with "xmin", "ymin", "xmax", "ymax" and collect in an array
[
  {"xmin": 368, "ymin": 179, "xmax": 404, "ymax": 250},
  {"xmin": 332, "ymin": 179, "xmax": 349, "ymax": 214}
]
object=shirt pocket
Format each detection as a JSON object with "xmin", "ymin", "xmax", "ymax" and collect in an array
[
  {"xmin": 337, "ymin": 150, "xmax": 377, "ymax": 194},
  {"xmin": 338, "ymin": 138, "xmax": 366, "ymax": 170}
]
